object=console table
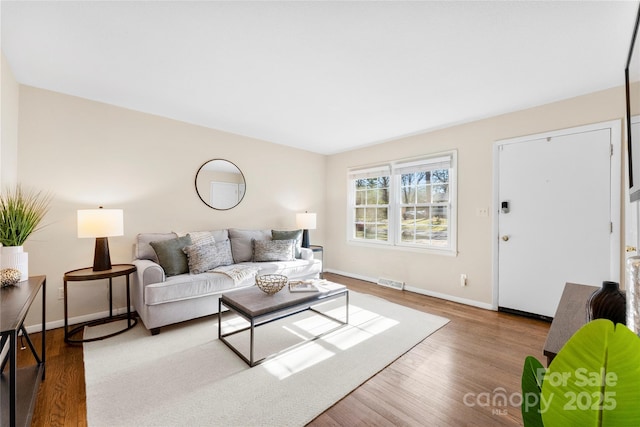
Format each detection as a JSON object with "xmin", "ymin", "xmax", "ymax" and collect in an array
[
  {"xmin": 543, "ymin": 282, "xmax": 598, "ymax": 366},
  {"xmin": 0, "ymin": 276, "xmax": 46, "ymax": 427}
]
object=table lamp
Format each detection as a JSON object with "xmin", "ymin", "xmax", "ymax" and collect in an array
[
  {"xmin": 77, "ymin": 207, "xmax": 124, "ymax": 271},
  {"xmin": 296, "ymin": 212, "xmax": 316, "ymax": 248}
]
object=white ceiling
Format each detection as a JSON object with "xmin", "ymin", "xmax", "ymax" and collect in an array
[{"xmin": 2, "ymin": 1, "xmax": 638, "ymax": 155}]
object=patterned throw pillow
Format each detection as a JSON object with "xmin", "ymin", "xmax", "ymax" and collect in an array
[
  {"xmin": 272, "ymin": 229, "xmax": 303, "ymax": 258},
  {"xmin": 252, "ymin": 239, "xmax": 295, "ymax": 262},
  {"xmin": 149, "ymin": 235, "xmax": 193, "ymax": 276},
  {"xmin": 186, "ymin": 231, "xmax": 216, "ymax": 246},
  {"xmin": 183, "ymin": 239, "xmax": 234, "ymax": 274}
]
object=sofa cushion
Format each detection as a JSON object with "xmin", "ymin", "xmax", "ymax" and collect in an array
[
  {"xmin": 228, "ymin": 229, "xmax": 271, "ymax": 262},
  {"xmin": 144, "ymin": 271, "xmax": 250, "ymax": 306},
  {"xmin": 135, "ymin": 232, "xmax": 178, "ymax": 262},
  {"xmin": 252, "ymin": 239, "xmax": 295, "ymax": 262},
  {"xmin": 182, "ymin": 239, "xmax": 234, "ymax": 274},
  {"xmin": 149, "ymin": 235, "xmax": 192, "ymax": 277},
  {"xmin": 272, "ymin": 229, "xmax": 303, "ymax": 258}
]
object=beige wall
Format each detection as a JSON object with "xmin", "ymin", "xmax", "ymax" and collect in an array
[
  {"xmin": 325, "ymin": 86, "xmax": 626, "ymax": 308},
  {"xmin": 17, "ymin": 86, "xmax": 325, "ymax": 327},
  {"xmin": 10, "ymin": 75, "xmax": 628, "ymax": 327},
  {"xmin": 1, "ymin": 52, "xmax": 19, "ymax": 186}
]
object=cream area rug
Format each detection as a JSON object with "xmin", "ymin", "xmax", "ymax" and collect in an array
[{"xmin": 83, "ymin": 291, "xmax": 449, "ymax": 427}]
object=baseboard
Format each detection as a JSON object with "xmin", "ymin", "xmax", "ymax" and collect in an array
[
  {"xmin": 325, "ymin": 268, "xmax": 495, "ymax": 311},
  {"xmin": 23, "ymin": 306, "xmax": 135, "ymax": 334}
]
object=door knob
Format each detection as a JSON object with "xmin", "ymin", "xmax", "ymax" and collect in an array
[{"xmin": 502, "ymin": 235, "xmax": 510, "ymax": 241}]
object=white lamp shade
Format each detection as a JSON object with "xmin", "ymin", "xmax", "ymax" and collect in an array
[
  {"xmin": 296, "ymin": 212, "xmax": 317, "ymax": 230},
  {"xmin": 77, "ymin": 209, "xmax": 124, "ymax": 238}
]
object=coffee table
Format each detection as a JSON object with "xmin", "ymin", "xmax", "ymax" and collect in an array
[{"xmin": 218, "ymin": 281, "xmax": 349, "ymax": 367}]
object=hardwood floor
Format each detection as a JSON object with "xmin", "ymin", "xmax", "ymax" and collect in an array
[{"xmin": 15, "ymin": 273, "xmax": 550, "ymax": 426}]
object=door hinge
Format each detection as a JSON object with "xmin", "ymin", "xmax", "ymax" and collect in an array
[
  {"xmin": 611, "ymin": 144, "xmax": 614, "ymax": 157},
  {"xmin": 611, "ymin": 222, "xmax": 614, "ymax": 233}
]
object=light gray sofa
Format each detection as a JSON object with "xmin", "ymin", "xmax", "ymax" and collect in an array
[{"xmin": 131, "ymin": 228, "xmax": 321, "ymax": 334}]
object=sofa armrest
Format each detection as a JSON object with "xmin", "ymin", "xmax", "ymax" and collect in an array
[
  {"xmin": 300, "ymin": 247, "xmax": 314, "ymax": 260},
  {"xmin": 132, "ymin": 259, "xmax": 165, "ymax": 286}
]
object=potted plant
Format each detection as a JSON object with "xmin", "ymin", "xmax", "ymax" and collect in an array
[
  {"xmin": 0, "ymin": 185, "xmax": 52, "ymax": 281},
  {"xmin": 521, "ymin": 319, "xmax": 640, "ymax": 426}
]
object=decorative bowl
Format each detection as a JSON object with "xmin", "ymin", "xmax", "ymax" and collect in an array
[
  {"xmin": 256, "ymin": 274, "xmax": 288, "ymax": 295},
  {"xmin": 1, "ymin": 268, "xmax": 22, "ymax": 287}
]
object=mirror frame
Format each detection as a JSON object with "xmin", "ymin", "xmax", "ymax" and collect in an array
[{"xmin": 195, "ymin": 159, "xmax": 246, "ymax": 210}]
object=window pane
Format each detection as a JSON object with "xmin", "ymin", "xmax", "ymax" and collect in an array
[
  {"xmin": 375, "ymin": 188, "xmax": 389, "ymax": 205},
  {"xmin": 432, "ymin": 184, "xmax": 449, "ymax": 203},
  {"xmin": 364, "ymin": 224, "xmax": 377, "ymax": 239},
  {"xmin": 355, "ymin": 190, "xmax": 365, "ymax": 205},
  {"xmin": 416, "ymin": 185, "xmax": 428, "ymax": 203},
  {"xmin": 401, "ymin": 222, "xmax": 415, "ymax": 242},
  {"xmin": 402, "ymin": 206, "xmax": 416, "ymax": 221},
  {"xmin": 431, "ymin": 169, "xmax": 449, "ymax": 183},
  {"xmin": 430, "ymin": 206, "xmax": 448, "ymax": 246},
  {"xmin": 401, "ymin": 186, "xmax": 415, "ymax": 204},
  {"xmin": 377, "ymin": 207, "xmax": 388, "ymax": 221}
]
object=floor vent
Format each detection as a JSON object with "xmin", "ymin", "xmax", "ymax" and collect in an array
[{"xmin": 377, "ymin": 278, "xmax": 405, "ymax": 290}]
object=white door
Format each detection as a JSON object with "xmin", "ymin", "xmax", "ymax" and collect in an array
[
  {"xmin": 210, "ymin": 181, "xmax": 239, "ymax": 210},
  {"xmin": 497, "ymin": 124, "xmax": 619, "ymax": 318}
]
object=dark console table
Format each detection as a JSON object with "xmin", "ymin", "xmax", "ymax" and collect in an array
[
  {"xmin": 0, "ymin": 276, "xmax": 46, "ymax": 427},
  {"xmin": 543, "ymin": 282, "xmax": 598, "ymax": 366}
]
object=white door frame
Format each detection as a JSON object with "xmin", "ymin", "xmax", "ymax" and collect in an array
[{"xmin": 491, "ymin": 120, "xmax": 622, "ymax": 310}]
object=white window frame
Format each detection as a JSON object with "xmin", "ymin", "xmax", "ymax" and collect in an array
[{"xmin": 347, "ymin": 150, "xmax": 457, "ymax": 255}]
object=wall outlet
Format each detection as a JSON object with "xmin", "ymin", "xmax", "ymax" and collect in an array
[
  {"xmin": 58, "ymin": 287, "xmax": 64, "ymax": 300},
  {"xmin": 460, "ymin": 274, "xmax": 467, "ymax": 287},
  {"xmin": 476, "ymin": 207, "xmax": 489, "ymax": 217}
]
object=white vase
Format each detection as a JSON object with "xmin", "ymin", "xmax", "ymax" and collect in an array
[{"xmin": 1, "ymin": 246, "xmax": 29, "ymax": 281}]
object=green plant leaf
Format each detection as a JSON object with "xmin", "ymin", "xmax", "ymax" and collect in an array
[
  {"xmin": 0, "ymin": 185, "xmax": 52, "ymax": 246},
  {"xmin": 541, "ymin": 319, "xmax": 640, "ymax": 427},
  {"xmin": 521, "ymin": 355, "xmax": 545, "ymax": 427}
]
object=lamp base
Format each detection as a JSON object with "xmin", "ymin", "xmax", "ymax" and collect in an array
[
  {"xmin": 93, "ymin": 237, "xmax": 112, "ymax": 271},
  {"xmin": 301, "ymin": 229, "xmax": 310, "ymax": 248}
]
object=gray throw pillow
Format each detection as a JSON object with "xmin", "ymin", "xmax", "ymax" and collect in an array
[
  {"xmin": 182, "ymin": 239, "xmax": 234, "ymax": 274},
  {"xmin": 228, "ymin": 229, "xmax": 272, "ymax": 262},
  {"xmin": 252, "ymin": 239, "xmax": 295, "ymax": 262},
  {"xmin": 149, "ymin": 235, "xmax": 192, "ymax": 277},
  {"xmin": 272, "ymin": 229, "xmax": 303, "ymax": 258}
]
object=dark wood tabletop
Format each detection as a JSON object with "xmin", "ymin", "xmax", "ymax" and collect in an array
[{"xmin": 221, "ymin": 281, "xmax": 346, "ymax": 317}]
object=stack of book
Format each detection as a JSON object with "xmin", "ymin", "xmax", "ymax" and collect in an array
[{"xmin": 289, "ymin": 279, "xmax": 328, "ymax": 292}]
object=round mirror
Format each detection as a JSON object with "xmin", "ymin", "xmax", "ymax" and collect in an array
[{"xmin": 195, "ymin": 159, "xmax": 246, "ymax": 210}]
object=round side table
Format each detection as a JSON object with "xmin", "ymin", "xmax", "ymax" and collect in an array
[{"xmin": 63, "ymin": 264, "xmax": 138, "ymax": 344}]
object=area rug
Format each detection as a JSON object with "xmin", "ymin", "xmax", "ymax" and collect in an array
[{"xmin": 83, "ymin": 291, "xmax": 449, "ymax": 427}]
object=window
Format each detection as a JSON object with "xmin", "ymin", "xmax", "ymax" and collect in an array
[{"xmin": 348, "ymin": 151, "xmax": 456, "ymax": 253}]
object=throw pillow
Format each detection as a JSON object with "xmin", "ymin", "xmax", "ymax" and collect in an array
[
  {"xmin": 272, "ymin": 229, "xmax": 303, "ymax": 258},
  {"xmin": 228, "ymin": 229, "xmax": 272, "ymax": 262},
  {"xmin": 182, "ymin": 239, "xmax": 234, "ymax": 274},
  {"xmin": 135, "ymin": 232, "xmax": 179, "ymax": 262},
  {"xmin": 185, "ymin": 231, "xmax": 216, "ymax": 246},
  {"xmin": 252, "ymin": 239, "xmax": 295, "ymax": 262},
  {"xmin": 149, "ymin": 235, "xmax": 193, "ymax": 277}
]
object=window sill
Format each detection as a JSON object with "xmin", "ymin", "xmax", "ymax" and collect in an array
[{"xmin": 347, "ymin": 239, "xmax": 457, "ymax": 257}]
